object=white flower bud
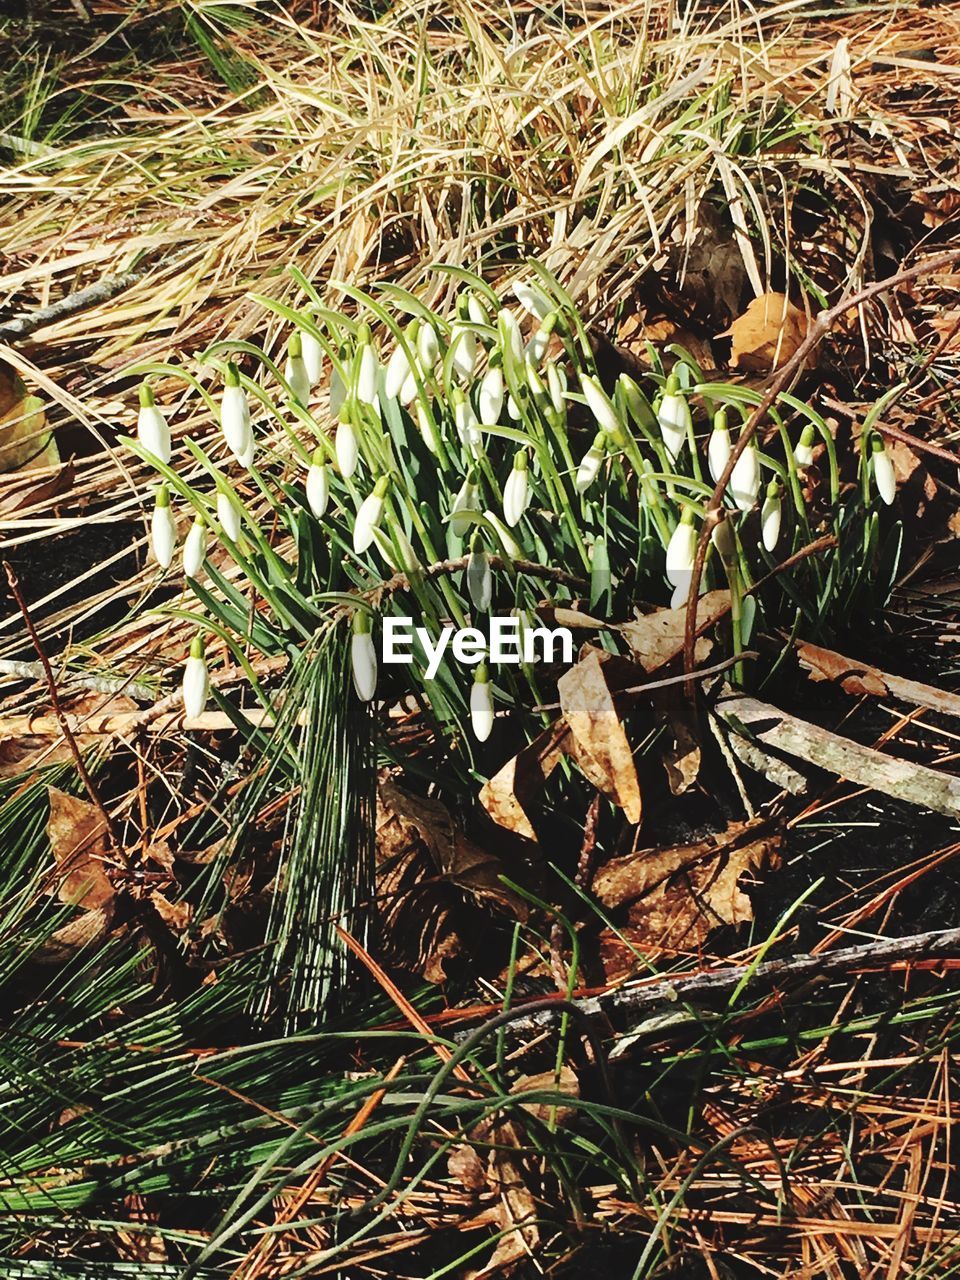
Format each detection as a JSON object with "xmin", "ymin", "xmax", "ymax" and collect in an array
[
  {"xmin": 478, "ymin": 367, "xmax": 503, "ymax": 425},
  {"xmin": 353, "ymin": 477, "xmax": 389, "ymax": 554},
  {"xmin": 794, "ymin": 424, "xmax": 816, "ymax": 469},
  {"xmin": 484, "ymin": 509, "xmax": 522, "ymax": 560},
  {"xmin": 657, "ymin": 375, "xmax": 691, "ymax": 463},
  {"xmin": 336, "ymin": 419, "xmax": 359, "ymax": 478},
  {"xmin": 182, "ymin": 636, "xmax": 209, "ymax": 720},
  {"xmin": 581, "ymin": 375, "xmax": 620, "ymax": 436},
  {"xmin": 707, "ymin": 411, "xmax": 732, "ymax": 484},
  {"xmin": 730, "ymin": 439, "xmax": 761, "ymax": 511},
  {"xmin": 450, "ymin": 325, "xmax": 477, "ymax": 381},
  {"xmin": 454, "ymin": 393, "xmax": 481, "ymax": 449},
  {"xmin": 285, "ymin": 334, "xmax": 310, "ymax": 405},
  {"xmin": 502, "ymin": 452, "xmax": 530, "ymax": 527},
  {"xmin": 217, "ymin": 490, "xmax": 241, "ymax": 543},
  {"xmin": 306, "ymin": 450, "xmax": 330, "ymax": 518},
  {"xmin": 470, "ymin": 663, "xmax": 495, "ymax": 742},
  {"xmin": 137, "ymin": 384, "xmax": 170, "ymax": 465},
  {"xmin": 872, "ymin": 436, "xmax": 896, "ymax": 505},
  {"xmin": 512, "ymin": 280, "xmax": 552, "ymax": 320},
  {"xmin": 761, "ymin": 481, "xmax": 782, "ymax": 552},
  {"xmin": 351, "ymin": 613, "xmax": 377, "ymax": 702},
  {"xmin": 301, "ymin": 328, "xmax": 323, "ymax": 386},
  {"xmin": 150, "ymin": 485, "xmax": 176, "ymax": 568},
  {"xmin": 666, "ymin": 513, "xmax": 697, "ymax": 588},
  {"xmin": 507, "ymin": 394, "xmax": 521, "ymax": 421},
  {"xmin": 384, "ymin": 343, "xmax": 412, "ymax": 400},
  {"xmin": 467, "ymin": 293, "xmax": 489, "ymax": 326},
  {"xmin": 183, "ymin": 517, "xmax": 207, "ymax": 578},
  {"xmin": 576, "ymin": 433, "xmax": 605, "ymax": 493},
  {"xmin": 546, "ymin": 361, "xmax": 567, "ymax": 415},
  {"xmin": 418, "ymin": 321, "xmax": 440, "ymax": 369},
  {"xmin": 450, "ymin": 475, "xmax": 479, "ymax": 538},
  {"xmin": 220, "ymin": 364, "xmax": 253, "ymax": 467},
  {"xmin": 356, "ymin": 343, "xmax": 379, "ymax": 406}
]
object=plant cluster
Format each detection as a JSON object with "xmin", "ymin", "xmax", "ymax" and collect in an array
[{"xmin": 125, "ymin": 263, "xmax": 902, "ymax": 769}]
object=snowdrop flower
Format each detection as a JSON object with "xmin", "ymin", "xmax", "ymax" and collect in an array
[
  {"xmin": 484, "ymin": 509, "xmax": 522, "ymax": 560},
  {"xmin": 150, "ymin": 484, "xmax": 176, "ymax": 568},
  {"xmin": 707, "ymin": 408, "xmax": 732, "ymax": 484},
  {"xmin": 498, "ymin": 308, "xmax": 524, "ymax": 363},
  {"xmin": 576, "ymin": 432, "xmax": 606, "ymax": 493},
  {"xmin": 512, "ymin": 280, "xmax": 552, "ymax": 321},
  {"xmin": 372, "ymin": 524, "xmax": 419, "ymax": 573},
  {"xmin": 794, "ymin": 424, "xmax": 816, "ymax": 469},
  {"xmin": 503, "ymin": 451, "xmax": 530, "ymax": 527},
  {"xmin": 478, "ymin": 366, "xmax": 504, "ymax": 425},
  {"xmin": 730, "ymin": 438, "xmax": 761, "ymax": 511},
  {"xmin": 137, "ymin": 383, "xmax": 170, "ymax": 465},
  {"xmin": 351, "ymin": 611, "xmax": 377, "ymax": 703},
  {"xmin": 546, "ymin": 362, "xmax": 567, "ymax": 415},
  {"xmin": 450, "ymin": 324, "xmax": 478, "ymax": 381},
  {"xmin": 217, "ymin": 489, "xmax": 241, "ymax": 544},
  {"xmin": 384, "ymin": 340, "xmax": 413, "ymax": 400},
  {"xmin": 666, "ymin": 511, "xmax": 698, "ymax": 607},
  {"xmin": 220, "ymin": 363, "xmax": 253, "ymax": 467},
  {"xmin": 470, "ymin": 662, "xmax": 495, "ymax": 742},
  {"xmin": 453, "ymin": 390, "xmax": 481, "ymax": 449},
  {"xmin": 306, "ymin": 448, "xmax": 330, "ymax": 518},
  {"xmin": 183, "ymin": 516, "xmax": 207, "ymax": 578},
  {"xmin": 418, "ymin": 320, "xmax": 440, "ymax": 370},
  {"xmin": 657, "ymin": 374, "xmax": 691, "ymax": 463},
  {"xmin": 506, "ymin": 393, "xmax": 522, "ymax": 421},
  {"xmin": 581, "ymin": 374, "xmax": 620, "ymax": 436},
  {"xmin": 467, "ymin": 293, "xmax": 489, "ymax": 327},
  {"xmin": 353, "ymin": 476, "xmax": 389, "ymax": 554},
  {"xmin": 761, "ymin": 480, "xmax": 782, "ymax": 552},
  {"xmin": 336, "ymin": 418, "xmax": 359, "ymax": 478},
  {"xmin": 524, "ymin": 356, "xmax": 546, "ymax": 402},
  {"xmin": 450, "ymin": 473, "xmax": 479, "ymax": 538},
  {"xmin": 355, "ymin": 340, "xmax": 379, "ymax": 407},
  {"xmin": 466, "ymin": 532, "xmax": 492, "ymax": 612},
  {"xmin": 415, "ymin": 402, "xmax": 440, "ymax": 455},
  {"xmin": 526, "ymin": 311, "xmax": 556, "ymax": 364},
  {"xmin": 871, "ymin": 434, "xmax": 896, "ymax": 505},
  {"xmin": 284, "ymin": 333, "xmax": 311, "ymax": 405},
  {"xmin": 182, "ymin": 635, "xmax": 209, "ymax": 720},
  {"xmin": 301, "ymin": 327, "xmax": 324, "ymax": 386}
]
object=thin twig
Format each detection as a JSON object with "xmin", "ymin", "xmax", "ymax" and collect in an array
[
  {"xmin": 497, "ymin": 924, "xmax": 960, "ymax": 1041},
  {"xmin": 3, "ymin": 561, "xmax": 121, "ymax": 850},
  {"xmin": 682, "ymin": 248, "xmax": 960, "ymax": 691}
]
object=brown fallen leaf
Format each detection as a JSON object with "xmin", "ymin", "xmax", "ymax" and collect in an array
[
  {"xmin": 656, "ymin": 690, "xmax": 701, "ymax": 796},
  {"xmin": 0, "ymin": 459, "xmax": 74, "ymax": 516},
  {"xmin": 718, "ymin": 292, "xmax": 811, "ymax": 372},
  {"xmin": 464, "ymin": 1120, "xmax": 540, "ymax": 1279},
  {"xmin": 558, "ymin": 650, "xmax": 642, "ymax": 825},
  {"xmin": 479, "ymin": 720, "xmax": 571, "ymax": 841},
  {"xmin": 0, "ymin": 364, "xmax": 57, "ymax": 473},
  {"xmin": 619, "ymin": 590, "xmax": 730, "ymax": 674},
  {"xmin": 594, "ymin": 819, "xmax": 781, "ymax": 980},
  {"xmin": 46, "ymin": 787, "xmax": 115, "ymax": 910},
  {"xmin": 377, "ymin": 780, "xmax": 527, "ymax": 981}
]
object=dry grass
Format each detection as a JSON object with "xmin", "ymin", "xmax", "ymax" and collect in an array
[{"xmin": 1, "ymin": 2, "xmax": 960, "ymax": 1276}]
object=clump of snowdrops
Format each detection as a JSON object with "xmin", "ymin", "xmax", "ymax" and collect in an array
[{"xmin": 124, "ymin": 263, "xmax": 902, "ymax": 762}]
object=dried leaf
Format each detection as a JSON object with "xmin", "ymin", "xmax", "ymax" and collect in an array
[
  {"xmin": 447, "ymin": 1143, "xmax": 487, "ymax": 1193},
  {"xmin": 0, "ymin": 691, "xmax": 136, "ymax": 779},
  {"xmin": 479, "ymin": 721, "xmax": 571, "ymax": 840},
  {"xmin": 719, "ymin": 292, "xmax": 811, "ymax": 372},
  {"xmin": 512, "ymin": 1065, "xmax": 579, "ymax": 1126},
  {"xmin": 0, "ymin": 364, "xmax": 57, "ymax": 473},
  {"xmin": 620, "ymin": 591, "xmax": 730, "ymax": 673},
  {"xmin": 595, "ymin": 820, "xmax": 781, "ymax": 980},
  {"xmin": 465, "ymin": 1121, "xmax": 540, "ymax": 1279},
  {"xmin": 558, "ymin": 650, "xmax": 642, "ymax": 824},
  {"xmin": 46, "ymin": 787, "xmax": 115, "ymax": 910}
]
